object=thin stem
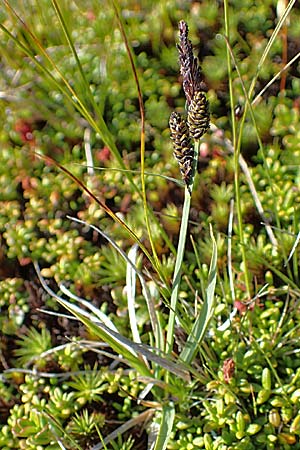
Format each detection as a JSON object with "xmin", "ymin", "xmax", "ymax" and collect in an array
[
  {"xmin": 223, "ymin": 0, "xmax": 251, "ymax": 297},
  {"xmin": 166, "ymin": 140, "xmax": 200, "ymax": 354},
  {"xmin": 234, "ymin": 114, "xmax": 251, "ymax": 296},
  {"xmin": 111, "ymin": 1, "xmax": 168, "ymax": 295}
]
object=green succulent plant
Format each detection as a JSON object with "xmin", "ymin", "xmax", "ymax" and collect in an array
[
  {"xmin": 67, "ymin": 365, "xmax": 108, "ymax": 406},
  {"xmin": 14, "ymin": 327, "xmax": 52, "ymax": 369},
  {"xmin": 108, "ymin": 434, "xmax": 135, "ymax": 450},
  {"xmin": 66, "ymin": 408, "xmax": 105, "ymax": 441},
  {"xmin": 8, "ymin": 403, "xmax": 63, "ymax": 449},
  {"xmin": 0, "ymin": 278, "xmax": 29, "ymax": 334}
]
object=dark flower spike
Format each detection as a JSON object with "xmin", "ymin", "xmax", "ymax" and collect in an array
[
  {"xmin": 187, "ymin": 90, "xmax": 210, "ymax": 140},
  {"xmin": 169, "ymin": 111, "xmax": 194, "ymax": 194},
  {"xmin": 170, "ymin": 21, "xmax": 209, "ymax": 193},
  {"xmin": 177, "ymin": 20, "xmax": 202, "ymax": 105}
]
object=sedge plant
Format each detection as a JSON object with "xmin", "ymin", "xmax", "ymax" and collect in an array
[
  {"xmin": 3, "ymin": 2, "xmax": 300, "ymax": 449},
  {"xmin": 28, "ymin": 16, "xmax": 215, "ymax": 450}
]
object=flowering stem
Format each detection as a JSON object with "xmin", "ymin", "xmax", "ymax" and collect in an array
[{"xmin": 166, "ymin": 140, "xmax": 200, "ymax": 354}]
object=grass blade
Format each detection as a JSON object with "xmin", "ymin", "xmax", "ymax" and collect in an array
[
  {"xmin": 152, "ymin": 402, "xmax": 175, "ymax": 450},
  {"xmin": 179, "ymin": 225, "xmax": 217, "ymax": 364},
  {"xmin": 111, "ymin": 0, "xmax": 166, "ymax": 280},
  {"xmin": 1, "ymin": 1, "xmax": 139, "ymax": 192},
  {"xmin": 35, "ymin": 262, "xmax": 190, "ymax": 382},
  {"xmin": 91, "ymin": 409, "xmax": 155, "ymax": 450},
  {"xmin": 127, "ymin": 244, "xmax": 142, "ymax": 344},
  {"xmin": 67, "ymin": 215, "xmax": 161, "ymax": 343}
]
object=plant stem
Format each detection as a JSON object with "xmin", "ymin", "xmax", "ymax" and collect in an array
[
  {"xmin": 224, "ymin": 0, "xmax": 251, "ymax": 298},
  {"xmin": 166, "ymin": 140, "xmax": 200, "ymax": 354}
]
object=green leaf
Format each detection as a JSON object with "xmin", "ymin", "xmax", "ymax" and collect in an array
[
  {"xmin": 179, "ymin": 225, "xmax": 217, "ymax": 364},
  {"xmin": 35, "ymin": 262, "xmax": 190, "ymax": 382},
  {"xmin": 153, "ymin": 402, "xmax": 175, "ymax": 450}
]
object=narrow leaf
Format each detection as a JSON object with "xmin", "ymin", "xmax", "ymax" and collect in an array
[
  {"xmin": 179, "ymin": 225, "xmax": 217, "ymax": 364},
  {"xmin": 152, "ymin": 402, "xmax": 175, "ymax": 450}
]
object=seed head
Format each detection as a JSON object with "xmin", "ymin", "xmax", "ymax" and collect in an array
[
  {"xmin": 169, "ymin": 111, "xmax": 194, "ymax": 193},
  {"xmin": 187, "ymin": 90, "xmax": 210, "ymax": 140}
]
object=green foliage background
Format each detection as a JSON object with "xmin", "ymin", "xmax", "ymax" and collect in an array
[{"xmin": 1, "ymin": 0, "xmax": 300, "ymax": 449}]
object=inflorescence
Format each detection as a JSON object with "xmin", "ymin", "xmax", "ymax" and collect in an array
[{"xmin": 169, "ymin": 20, "xmax": 210, "ymax": 194}]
